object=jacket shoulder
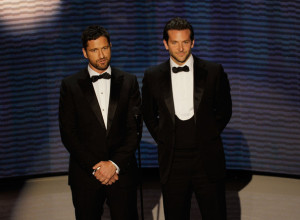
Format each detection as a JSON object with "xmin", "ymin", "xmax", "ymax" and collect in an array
[
  {"xmin": 193, "ymin": 55, "xmax": 219, "ymax": 66},
  {"xmin": 145, "ymin": 61, "xmax": 168, "ymax": 74},
  {"xmin": 194, "ymin": 57, "xmax": 224, "ymax": 81},
  {"xmin": 111, "ymin": 67, "xmax": 138, "ymax": 86},
  {"xmin": 61, "ymin": 68, "xmax": 87, "ymax": 85}
]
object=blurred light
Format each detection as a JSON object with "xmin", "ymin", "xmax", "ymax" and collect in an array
[{"xmin": 0, "ymin": 0, "xmax": 61, "ymax": 32}]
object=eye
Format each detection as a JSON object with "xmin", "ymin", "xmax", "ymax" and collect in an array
[{"xmin": 90, "ymin": 49, "xmax": 97, "ymax": 52}]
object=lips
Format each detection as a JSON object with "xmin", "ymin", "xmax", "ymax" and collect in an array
[
  {"xmin": 97, "ymin": 59, "xmax": 107, "ymax": 64},
  {"xmin": 177, "ymin": 52, "xmax": 186, "ymax": 56}
]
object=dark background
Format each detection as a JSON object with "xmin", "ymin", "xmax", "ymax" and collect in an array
[{"xmin": 0, "ymin": 0, "xmax": 299, "ymax": 178}]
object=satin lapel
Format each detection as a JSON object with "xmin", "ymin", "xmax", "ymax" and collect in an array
[
  {"xmin": 107, "ymin": 68, "xmax": 123, "ymax": 135},
  {"xmin": 79, "ymin": 69, "xmax": 106, "ymax": 129},
  {"xmin": 193, "ymin": 57, "xmax": 207, "ymax": 122},
  {"xmin": 162, "ymin": 61, "xmax": 175, "ymax": 125}
]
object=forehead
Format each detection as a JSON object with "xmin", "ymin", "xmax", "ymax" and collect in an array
[
  {"xmin": 86, "ymin": 36, "xmax": 109, "ymax": 48},
  {"xmin": 167, "ymin": 29, "xmax": 191, "ymax": 41}
]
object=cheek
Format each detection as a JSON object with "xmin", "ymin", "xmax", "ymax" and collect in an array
[
  {"xmin": 184, "ymin": 45, "xmax": 192, "ymax": 51},
  {"xmin": 88, "ymin": 54, "xmax": 97, "ymax": 60},
  {"xmin": 105, "ymin": 51, "xmax": 111, "ymax": 59},
  {"xmin": 168, "ymin": 46, "xmax": 176, "ymax": 52}
]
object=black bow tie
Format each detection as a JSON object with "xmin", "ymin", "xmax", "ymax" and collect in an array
[
  {"xmin": 172, "ymin": 65, "xmax": 190, "ymax": 73},
  {"xmin": 91, "ymin": 72, "xmax": 111, "ymax": 82}
]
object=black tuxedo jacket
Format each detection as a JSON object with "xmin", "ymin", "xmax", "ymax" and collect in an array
[
  {"xmin": 59, "ymin": 67, "xmax": 141, "ymax": 188},
  {"xmin": 142, "ymin": 55, "xmax": 232, "ymax": 183}
]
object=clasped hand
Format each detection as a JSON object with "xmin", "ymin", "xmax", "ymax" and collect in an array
[{"xmin": 93, "ymin": 161, "xmax": 119, "ymax": 185}]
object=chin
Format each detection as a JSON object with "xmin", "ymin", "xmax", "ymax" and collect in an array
[{"xmin": 97, "ymin": 65, "xmax": 108, "ymax": 70}]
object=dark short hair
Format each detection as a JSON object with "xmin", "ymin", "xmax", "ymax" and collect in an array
[
  {"xmin": 81, "ymin": 25, "xmax": 110, "ymax": 49},
  {"xmin": 163, "ymin": 17, "xmax": 194, "ymax": 42}
]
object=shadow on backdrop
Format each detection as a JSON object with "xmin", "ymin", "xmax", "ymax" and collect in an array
[{"xmin": 223, "ymin": 127, "xmax": 252, "ymax": 220}]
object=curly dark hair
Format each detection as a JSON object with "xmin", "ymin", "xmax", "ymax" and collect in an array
[{"xmin": 81, "ymin": 25, "xmax": 110, "ymax": 49}]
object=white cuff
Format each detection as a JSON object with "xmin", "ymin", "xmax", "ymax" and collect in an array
[{"xmin": 109, "ymin": 160, "xmax": 120, "ymax": 174}]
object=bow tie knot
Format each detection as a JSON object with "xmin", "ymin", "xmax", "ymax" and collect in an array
[
  {"xmin": 91, "ymin": 72, "xmax": 111, "ymax": 82},
  {"xmin": 172, "ymin": 65, "xmax": 190, "ymax": 73}
]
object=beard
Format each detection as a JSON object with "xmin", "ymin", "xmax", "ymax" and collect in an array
[{"xmin": 91, "ymin": 57, "xmax": 111, "ymax": 71}]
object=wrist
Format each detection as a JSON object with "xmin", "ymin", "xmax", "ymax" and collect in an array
[{"xmin": 109, "ymin": 160, "xmax": 120, "ymax": 174}]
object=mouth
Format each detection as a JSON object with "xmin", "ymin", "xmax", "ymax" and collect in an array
[
  {"xmin": 177, "ymin": 52, "xmax": 186, "ymax": 56},
  {"xmin": 97, "ymin": 59, "xmax": 107, "ymax": 64}
]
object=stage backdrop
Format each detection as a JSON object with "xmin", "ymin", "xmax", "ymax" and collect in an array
[{"xmin": 0, "ymin": 0, "xmax": 299, "ymax": 178}]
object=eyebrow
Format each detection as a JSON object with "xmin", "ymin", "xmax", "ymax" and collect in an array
[{"xmin": 88, "ymin": 45, "xmax": 109, "ymax": 50}]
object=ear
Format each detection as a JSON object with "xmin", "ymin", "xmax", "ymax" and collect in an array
[
  {"xmin": 191, "ymin": 40, "xmax": 195, "ymax": 48},
  {"xmin": 163, "ymin": 40, "xmax": 169, "ymax": 50},
  {"xmin": 82, "ymin": 48, "xmax": 88, "ymax": 59}
]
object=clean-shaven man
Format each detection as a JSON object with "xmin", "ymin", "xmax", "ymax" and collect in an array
[{"xmin": 142, "ymin": 17, "xmax": 232, "ymax": 220}]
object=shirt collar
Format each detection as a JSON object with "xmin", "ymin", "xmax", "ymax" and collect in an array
[
  {"xmin": 170, "ymin": 54, "xmax": 193, "ymax": 71},
  {"xmin": 88, "ymin": 65, "xmax": 111, "ymax": 77}
]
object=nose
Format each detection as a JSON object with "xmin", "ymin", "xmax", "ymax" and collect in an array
[
  {"xmin": 178, "ymin": 43, "xmax": 184, "ymax": 52},
  {"xmin": 98, "ymin": 49, "xmax": 105, "ymax": 58}
]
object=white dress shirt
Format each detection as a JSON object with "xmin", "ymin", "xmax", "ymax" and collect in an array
[
  {"xmin": 88, "ymin": 65, "xmax": 111, "ymax": 129},
  {"xmin": 171, "ymin": 55, "xmax": 194, "ymax": 120},
  {"xmin": 88, "ymin": 65, "xmax": 120, "ymax": 173}
]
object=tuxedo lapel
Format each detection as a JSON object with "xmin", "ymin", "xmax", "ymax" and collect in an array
[
  {"xmin": 161, "ymin": 60, "xmax": 175, "ymax": 125},
  {"xmin": 78, "ymin": 69, "xmax": 106, "ymax": 129},
  {"xmin": 107, "ymin": 68, "xmax": 123, "ymax": 135},
  {"xmin": 193, "ymin": 56, "xmax": 207, "ymax": 122}
]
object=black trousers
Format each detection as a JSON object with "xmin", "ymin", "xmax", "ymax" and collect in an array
[
  {"xmin": 162, "ymin": 149, "xmax": 227, "ymax": 220},
  {"xmin": 70, "ymin": 181, "xmax": 138, "ymax": 220}
]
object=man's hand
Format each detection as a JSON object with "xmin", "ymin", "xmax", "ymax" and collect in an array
[
  {"xmin": 106, "ymin": 173, "xmax": 119, "ymax": 185},
  {"xmin": 93, "ymin": 161, "xmax": 118, "ymax": 185}
]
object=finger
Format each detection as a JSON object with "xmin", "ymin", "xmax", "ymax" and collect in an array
[
  {"xmin": 105, "ymin": 180, "xmax": 111, "ymax": 185},
  {"xmin": 105, "ymin": 174, "xmax": 117, "ymax": 185},
  {"xmin": 94, "ymin": 161, "xmax": 106, "ymax": 169},
  {"xmin": 94, "ymin": 172, "xmax": 101, "ymax": 180},
  {"xmin": 109, "ymin": 177, "xmax": 117, "ymax": 183},
  {"xmin": 101, "ymin": 177, "xmax": 110, "ymax": 184},
  {"xmin": 100, "ymin": 169, "xmax": 116, "ymax": 180},
  {"xmin": 92, "ymin": 166, "xmax": 101, "ymax": 175},
  {"xmin": 93, "ymin": 162, "xmax": 102, "ymax": 170},
  {"xmin": 98, "ymin": 173, "xmax": 111, "ymax": 180},
  {"xmin": 107, "ymin": 176, "xmax": 116, "ymax": 185},
  {"xmin": 92, "ymin": 164, "xmax": 100, "ymax": 170}
]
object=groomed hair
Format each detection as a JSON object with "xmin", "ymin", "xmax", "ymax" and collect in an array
[
  {"xmin": 163, "ymin": 17, "xmax": 194, "ymax": 43},
  {"xmin": 81, "ymin": 25, "xmax": 110, "ymax": 49}
]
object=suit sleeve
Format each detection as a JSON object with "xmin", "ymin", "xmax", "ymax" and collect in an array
[
  {"xmin": 215, "ymin": 65, "xmax": 232, "ymax": 133},
  {"xmin": 142, "ymin": 70, "xmax": 159, "ymax": 143},
  {"xmin": 110, "ymin": 76, "xmax": 142, "ymax": 171},
  {"xmin": 59, "ymin": 79, "xmax": 98, "ymax": 174}
]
